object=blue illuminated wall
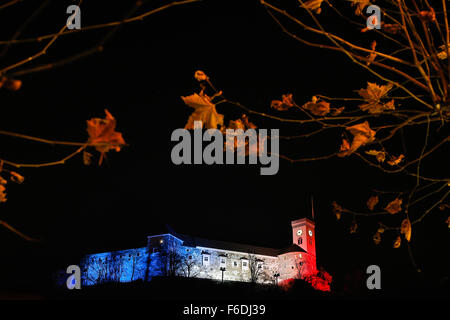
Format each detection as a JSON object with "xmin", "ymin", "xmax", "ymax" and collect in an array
[{"xmin": 80, "ymin": 234, "xmax": 183, "ymax": 286}]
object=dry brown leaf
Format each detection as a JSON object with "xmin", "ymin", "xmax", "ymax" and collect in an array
[
  {"xmin": 83, "ymin": 151, "xmax": 93, "ymax": 166},
  {"xmin": 393, "ymin": 235, "xmax": 401, "ymax": 248},
  {"xmin": 5, "ymin": 79, "xmax": 22, "ymax": 91},
  {"xmin": 385, "ymin": 198, "xmax": 402, "ymax": 214},
  {"xmin": 337, "ymin": 139, "xmax": 351, "ymax": 157},
  {"xmin": 367, "ymin": 195, "xmax": 379, "ymax": 211},
  {"xmin": 373, "ymin": 231, "xmax": 381, "ymax": 245},
  {"xmin": 400, "ymin": 218, "xmax": 412, "ymax": 242},
  {"xmin": 182, "ymin": 92, "xmax": 224, "ymax": 129},
  {"xmin": 0, "ymin": 184, "xmax": 6, "ymax": 203},
  {"xmin": 437, "ymin": 45, "xmax": 449, "ymax": 60},
  {"xmin": 194, "ymin": 70, "xmax": 208, "ymax": 81},
  {"xmin": 365, "ymin": 150, "xmax": 386, "ymax": 163},
  {"xmin": 332, "ymin": 201, "xmax": 343, "ymax": 220},
  {"xmin": 382, "ymin": 23, "xmax": 402, "ymax": 34},
  {"xmin": 0, "ymin": 77, "xmax": 22, "ymax": 91},
  {"xmin": 271, "ymin": 94, "xmax": 294, "ymax": 111},
  {"xmin": 302, "ymin": 96, "xmax": 330, "ymax": 116},
  {"xmin": 87, "ymin": 109, "xmax": 126, "ymax": 165},
  {"xmin": 418, "ymin": 8, "xmax": 435, "ymax": 23},
  {"xmin": 349, "ymin": 221, "xmax": 358, "ymax": 234},
  {"xmin": 349, "ymin": 0, "xmax": 370, "ymax": 16},
  {"xmin": 339, "ymin": 121, "xmax": 376, "ymax": 157},
  {"xmin": 331, "ymin": 107, "xmax": 345, "ymax": 116},
  {"xmin": 358, "ymin": 82, "xmax": 395, "ymax": 114},
  {"xmin": 299, "ymin": 0, "xmax": 324, "ymax": 14},
  {"xmin": 241, "ymin": 114, "xmax": 257, "ymax": 129},
  {"xmin": 10, "ymin": 172, "xmax": 24, "ymax": 184},
  {"xmin": 387, "ymin": 154, "xmax": 405, "ymax": 166},
  {"xmin": 224, "ymin": 115, "xmax": 260, "ymax": 157},
  {"xmin": 366, "ymin": 41, "xmax": 377, "ymax": 66}
]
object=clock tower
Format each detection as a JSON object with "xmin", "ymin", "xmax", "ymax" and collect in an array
[{"xmin": 291, "ymin": 217, "xmax": 316, "ymax": 257}]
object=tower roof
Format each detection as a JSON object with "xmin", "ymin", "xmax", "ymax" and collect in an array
[
  {"xmin": 278, "ymin": 244, "xmax": 307, "ymax": 255},
  {"xmin": 291, "ymin": 217, "xmax": 315, "ymax": 227},
  {"xmin": 174, "ymin": 232, "xmax": 281, "ymax": 257}
]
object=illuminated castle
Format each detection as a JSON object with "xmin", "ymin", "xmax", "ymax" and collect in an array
[{"xmin": 80, "ymin": 218, "xmax": 317, "ymax": 286}]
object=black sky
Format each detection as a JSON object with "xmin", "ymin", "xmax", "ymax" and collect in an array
[{"xmin": 0, "ymin": 0, "xmax": 448, "ymax": 296}]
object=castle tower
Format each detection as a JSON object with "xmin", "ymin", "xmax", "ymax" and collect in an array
[{"xmin": 291, "ymin": 217, "xmax": 316, "ymax": 257}]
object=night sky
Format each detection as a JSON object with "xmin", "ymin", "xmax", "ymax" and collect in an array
[{"xmin": 0, "ymin": 0, "xmax": 448, "ymax": 297}]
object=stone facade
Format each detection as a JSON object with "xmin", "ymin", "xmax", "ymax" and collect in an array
[{"xmin": 80, "ymin": 218, "xmax": 317, "ymax": 286}]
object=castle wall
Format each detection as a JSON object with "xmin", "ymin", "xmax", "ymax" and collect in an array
[{"xmin": 79, "ymin": 225, "xmax": 317, "ymax": 287}]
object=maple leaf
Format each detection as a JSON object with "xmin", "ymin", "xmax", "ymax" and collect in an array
[
  {"xmin": 182, "ymin": 92, "xmax": 224, "ymax": 129},
  {"xmin": 302, "ymin": 96, "xmax": 330, "ymax": 116},
  {"xmin": 365, "ymin": 150, "xmax": 386, "ymax": 163},
  {"xmin": 299, "ymin": 0, "xmax": 324, "ymax": 14},
  {"xmin": 373, "ymin": 231, "xmax": 381, "ymax": 245},
  {"xmin": 387, "ymin": 154, "xmax": 405, "ymax": 166},
  {"xmin": 358, "ymin": 82, "xmax": 395, "ymax": 114},
  {"xmin": 400, "ymin": 218, "xmax": 412, "ymax": 242},
  {"xmin": 385, "ymin": 198, "xmax": 402, "ymax": 214},
  {"xmin": 271, "ymin": 94, "xmax": 294, "ymax": 111},
  {"xmin": 87, "ymin": 109, "xmax": 126, "ymax": 165},
  {"xmin": 393, "ymin": 235, "xmax": 401, "ymax": 248},
  {"xmin": 339, "ymin": 121, "xmax": 376, "ymax": 157},
  {"xmin": 367, "ymin": 195, "xmax": 379, "ymax": 211},
  {"xmin": 349, "ymin": 0, "xmax": 370, "ymax": 16}
]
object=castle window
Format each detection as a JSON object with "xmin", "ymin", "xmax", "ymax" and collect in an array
[
  {"xmin": 257, "ymin": 262, "xmax": 263, "ymax": 269},
  {"xmin": 202, "ymin": 254, "xmax": 210, "ymax": 266},
  {"xmin": 189, "ymin": 255, "xmax": 192, "ymax": 260},
  {"xmin": 160, "ymin": 239, "xmax": 164, "ymax": 244},
  {"xmin": 233, "ymin": 261, "xmax": 238, "ymax": 267},
  {"xmin": 299, "ymin": 253, "xmax": 302, "ymax": 259},
  {"xmin": 220, "ymin": 257, "xmax": 226, "ymax": 267},
  {"xmin": 241, "ymin": 259, "xmax": 249, "ymax": 270},
  {"xmin": 298, "ymin": 238, "xmax": 302, "ymax": 245}
]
